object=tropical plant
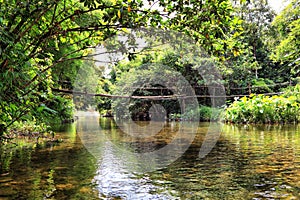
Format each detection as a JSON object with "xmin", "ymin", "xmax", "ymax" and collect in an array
[{"xmin": 224, "ymin": 94, "xmax": 300, "ymax": 124}]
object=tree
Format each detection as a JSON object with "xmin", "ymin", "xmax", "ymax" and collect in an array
[
  {"xmin": 221, "ymin": 0, "xmax": 282, "ymax": 94},
  {"xmin": 0, "ymin": 0, "xmax": 147, "ymax": 135},
  {"xmin": 159, "ymin": 0, "xmax": 243, "ymax": 58},
  {"xmin": 270, "ymin": 0, "xmax": 300, "ymax": 77},
  {"xmin": 232, "ymin": 0, "xmax": 276, "ymax": 77},
  {"xmin": 0, "ymin": 0, "xmax": 242, "ymax": 138}
]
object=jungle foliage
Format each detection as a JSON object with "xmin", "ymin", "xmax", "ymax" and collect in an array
[
  {"xmin": 1, "ymin": 0, "xmax": 241, "ymax": 140},
  {"xmin": 0, "ymin": 0, "xmax": 300, "ymax": 140},
  {"xmin": 0, "ymin": 0, "xmax": 226, "ymax": 133},
  {"xmin": 224, "ymin": 90, "xmax": 300, "ymax": 124}
]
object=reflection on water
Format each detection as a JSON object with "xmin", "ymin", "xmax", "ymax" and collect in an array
[
  {"xmin": 1, "ymin": 113, "xmax": 300, "ymax": 199},
  {"xmin": 0, "ymin": 124, "xmax": 99, "ymax": 200}
]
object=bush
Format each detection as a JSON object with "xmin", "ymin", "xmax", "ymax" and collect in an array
[
  {"xmin": 180, "ymin": 105, "xmax": 222, "ymax": 121},
  {"xmin": 282, "ymin": 84, "xmax": 300, "ymax": 102},
  {"xmin": 224, "ymin": 94, "xmax": 300, "ymax": 124},
  {"xmin": 251, "ymin": 78, "xmax": 274, "ymax": 93},
  {"xmin": 9, "ymin": 120, "xmax": 49, "ymax": 135},
  {"xmin": 169, "ymin": 113, "xmax": 182, "ymax": 121}
]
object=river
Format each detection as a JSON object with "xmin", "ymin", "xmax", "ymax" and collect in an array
[{"xmin": 0, "ymin": 113, "xmax": 300, "ymax": 199}]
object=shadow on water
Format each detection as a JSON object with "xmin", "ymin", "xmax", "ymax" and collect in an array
[{"xmin": 1, "ymin": 113, "xmax": 300, "ymax": 199}]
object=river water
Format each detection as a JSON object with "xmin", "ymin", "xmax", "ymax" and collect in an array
[{"xmin": 1, "ymin": 113, "xmax": 300, "ymax": 199}]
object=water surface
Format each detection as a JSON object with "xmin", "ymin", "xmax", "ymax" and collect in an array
[{"xmin": 1, "ymin": 114, "xmax": 300, "ymax": 199}]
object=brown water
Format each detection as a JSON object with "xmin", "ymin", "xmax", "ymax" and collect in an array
[{"xmin": 1, "ymin": 114, "xmax": 300, "ymax": 199}]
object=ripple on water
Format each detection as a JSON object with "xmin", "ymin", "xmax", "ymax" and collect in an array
[{"xmin": 2, "ymin": 118, "xmax": 300, "ymax": 199}]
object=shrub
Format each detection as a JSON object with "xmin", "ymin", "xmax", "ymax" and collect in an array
[
  {"xmin": 169, "ymin": 113, "xmax": 182, "ymax": 121},
  {"xmin": 181, "ymin": 105, "xmax": 222, "ymax": 121},
  {"xmin": 282, "ymin": 84, "xmax": 300, "ymax": 102},
  {"xmin": 224, "ymin": 94, "xmax": 300, "ymax": 124}
]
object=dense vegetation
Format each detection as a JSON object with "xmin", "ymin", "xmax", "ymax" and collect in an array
[
  {"xmin": 225, "ymin": 94, "xmax": 299, "ymax": 124},
  {"xmin": 0, "ymin": 0, "xmax": 300, "ymax": 140}
]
